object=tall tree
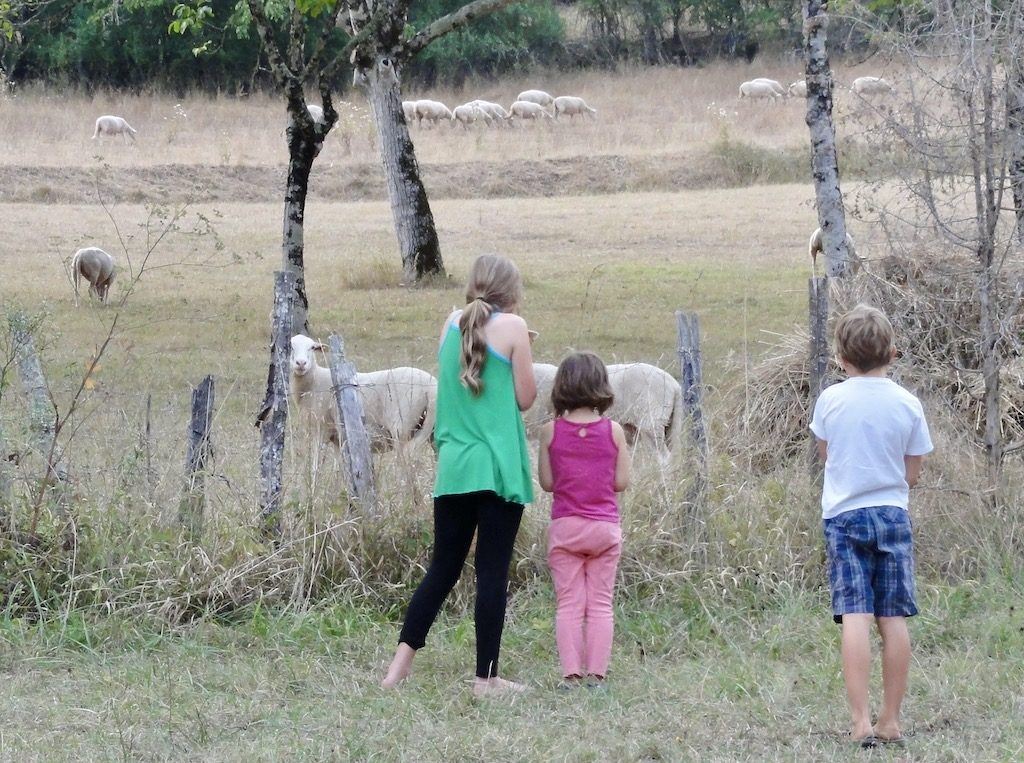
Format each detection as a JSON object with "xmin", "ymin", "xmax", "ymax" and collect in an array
[
  {"xmin": 802, "ymin": 0, "xmax": 853, "ymax": 278},
  {"xmin": 346, "ymin": 0, "xmax": 522, "ymax": 283}
]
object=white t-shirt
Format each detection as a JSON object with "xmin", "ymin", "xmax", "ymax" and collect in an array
[{"xmin": 809, "ymin": 376, "xmax": 933, "ymax": 519}]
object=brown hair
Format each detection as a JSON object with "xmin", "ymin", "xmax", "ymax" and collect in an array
[
  {"xmin": 834, "ymin": 304, "xmax": 895, "ymax": 372},
  {"xmin": 551, "ymin": 352, "xmax": 614, "ymax": 416},
  {"xmin": 459, "ymin": 254, "xmax": 523, "ymax": 394}
]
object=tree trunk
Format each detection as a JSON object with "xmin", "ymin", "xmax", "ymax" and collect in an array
[
  {"xmin": 359, "ymin": 57, "xmax": 446, "ymax": 283},
  {"xmin": 258, "ymin": 271, "xmax": 295, "ymax": 539},
  {"xmin": 327, "ymin": 334, "xmax": 377, "ymax": 512},
  {"xmin": 978, "ymin": 265, "xmax": 1002, "ymax": 490},
  {"xmin": 802, "ymin": 0, "xmax": 852, "ymax": 278},
  {"xmin": 13, "ymin": 321, "xmax": 68, "ymax": 494},
  {"xmin": 282, "ymin": 113, "xmax": 318, "ymax": 336},
  {"xmin": 1009, "ymin": 65, "xmax": 1024, "ymax": 244}
]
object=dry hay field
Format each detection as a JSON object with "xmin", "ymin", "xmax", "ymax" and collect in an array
[{"xmin": 1, "ymin": 62, "xmax": 1023, "ymax": 760}]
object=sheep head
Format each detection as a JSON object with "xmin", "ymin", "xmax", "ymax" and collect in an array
[{"xmin": 290, "ymin": 334, "xmax": 325, "ymax": 377}]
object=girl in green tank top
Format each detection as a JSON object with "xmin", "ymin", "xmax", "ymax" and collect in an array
[{"xmin": 381, "ymin": 254, "xmax": 538, "ymax": 698}]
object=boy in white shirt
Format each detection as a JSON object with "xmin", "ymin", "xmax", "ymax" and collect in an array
[{"xmin": 810, "ymin": 304, "xmax": 933, "ymax": 748}]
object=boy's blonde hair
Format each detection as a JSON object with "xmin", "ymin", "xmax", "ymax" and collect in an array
[
  {"xmin": 459, "ymin": 254, "xmax": 523, "ymax": 395},
  {"xmin": 834, "ymin": 304, "xmax": 896, "ymax": 372}
]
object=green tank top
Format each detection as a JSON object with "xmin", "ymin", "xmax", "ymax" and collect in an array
[{"xmin": 433, "ymin": 319, "xmax": 534, "ymax": 505}]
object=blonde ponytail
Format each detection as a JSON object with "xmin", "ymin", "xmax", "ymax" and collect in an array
[
  {"xmin": 459, "ymin": 297, "xmax": 492, "ymax": 394},
  {"xmin": 458, "ymin": 254, "xmax": 523, "ymax": 395}
]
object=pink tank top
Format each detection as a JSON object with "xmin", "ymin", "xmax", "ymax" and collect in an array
[{"xmin": 549, "ymin": 417, "xmax": 620, "ymax": 523}]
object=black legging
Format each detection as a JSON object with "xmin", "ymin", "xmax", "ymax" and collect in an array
[{"xmin": 399, "ymin": 491, "xmax": 524, "ymax": 678}]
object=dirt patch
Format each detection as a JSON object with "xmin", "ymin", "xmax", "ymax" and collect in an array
[{"xmin": 0, "ymin": 151, "xmax": 802, "ymax": 205}]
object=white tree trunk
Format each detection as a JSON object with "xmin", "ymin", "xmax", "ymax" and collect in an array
[
  {"xmin": 359, "ymin": 57, "xmax": 445, "ymax": 283},
  {"xmin": 802, "ymin": 0, "xmax": 852, "ymax": 278}
]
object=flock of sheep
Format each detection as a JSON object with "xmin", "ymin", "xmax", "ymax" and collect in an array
[
  {"xmin": 738, "ymin": 75, "xmax": 893, "ymax": 102},
  {"xmin": 401, "ymin": 89, "xmax": 597, "ymax": 128},
  {"xmin": 287, "ymin": 335, "xmax": 683, "ymax": 466}
]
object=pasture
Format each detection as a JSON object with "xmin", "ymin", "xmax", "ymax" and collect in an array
[{"xmin": 1, "ymin": 61, "xmax": 1022, "ymax": 760}]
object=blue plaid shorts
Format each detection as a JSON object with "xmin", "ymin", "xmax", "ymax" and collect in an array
[{"xmin": 823, "ymin": 506, "xmax": 918, "ymax": 624}]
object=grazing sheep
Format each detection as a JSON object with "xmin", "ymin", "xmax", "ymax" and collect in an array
[
  {"xmin": 470, "ymin": 100, "xmax": 510, "ymax": 124},
  {"xmin": 402, "ymin": 100, "xmax": 418, "ymax": 123},
  {"xmin": 509, "ymin": 100, "xmax": 553, "ymax": 121},
  {"xmin": 851, "ymin": 76, "xmax": 893, "ymax": 95},
  {"xmin": 413, "ymin": 100, "xmax": 454, "ymax": 127},
  {"xmin": 738, "ymin": 80, "xmax": 781, "ymax": 102},
  {"xmin": 71, "ymin": 247, "xmax": 116, "ymax": 305},
  {"xmin": 92, "ymin": 115, "xmax": 137, "ymax": 143},
  {"xmin": 288, "ymin": 335, "xmax": 437, "ymax": 454},
  {"xmin": 606, "ymin": 363, "xmax": 682, "ymax": 463},
  {"xmin": 751, "ymin": 78, "xmax": 787, "ymax": 96},
  {"xmin": 524, "ymin": 362, "xmax": 558, "ymax": 436},
  {"xmin": 788, "ymin": 80, "xmax": 807, "ymax": 98},
  {"xmin": 553, "ymin": 95, "xmax": 597, "ymax": 120},
  {"xmin": 452, "ymin": 102, "xmax": 488, "ymax": 128},
  {"xmin": 809, "ymin": 227, "xmax": 861, "ymax": 273},
  {"xmin": 306, "ymin": 104, "xmax": 325, "ymax": 124},
  {"xmin": 516, "ymin": 89, "xmax": 554, "ymax": 107}
]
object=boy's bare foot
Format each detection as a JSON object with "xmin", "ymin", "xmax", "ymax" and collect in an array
[
  {"xmin": 472, "ymin": 676, "xmax": 528, "ymax": 698},
  {"xmin": 380, "ymin": 643, "xmax": 416, "ymax": 689},
  {"xmin": 872, "ymin": 722, "xmax": 904, "ymax": 744}
]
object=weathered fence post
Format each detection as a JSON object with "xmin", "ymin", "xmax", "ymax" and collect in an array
[
  {"xmin": 809, "ymin": 276, "xmax": 830, "ymax": 476},
  {"xmin": 0, "ymin": 419, "xmax": 12, "ymax": 531},
  {"xmin": 12, "ymin": 317, "xmax": 69, "ymax": 507},
  {"xmin": 179, "ymin": 375, "xmax": 215, "ymax": 539},
  {"xmin": 327, "ymin": 334, "xmax": 376, "ymax": 512},
  {"xmin": 675, "ymin": 310, "xmax": 709, "ymax": 526},
  {"xmin": 675, "ymin": 310, "xmax": 709, "ymax": 462},
  {"xmin": 257, "ymin": 270, "xmax": 295, "ymax": 539}
]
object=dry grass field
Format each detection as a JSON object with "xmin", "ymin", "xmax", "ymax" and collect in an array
[{"xmin": 1, "ymin": 60, "xmax": 1022, "ymax": 761}]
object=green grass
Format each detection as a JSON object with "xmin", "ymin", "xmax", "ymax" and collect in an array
[{"xmin": 1, "ymin": 580, "xmax": 1022, "ymax": 760}]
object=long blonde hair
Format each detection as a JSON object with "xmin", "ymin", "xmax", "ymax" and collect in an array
[{"xmin": 459, "ymin": 254, "xmax": 523, "ymax": 394}]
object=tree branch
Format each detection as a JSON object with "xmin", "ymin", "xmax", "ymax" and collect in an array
[
  {"xmin": 402, "ymin": 0, "xmax": 519, "ymax": 59},
  {"xmin": 247, "ymin": 0, "xmax": 298, "ymax": 86}
]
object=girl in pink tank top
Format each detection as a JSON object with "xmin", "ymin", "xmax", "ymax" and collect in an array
[{"xmin": 538, "ymin": 352, "xmax": 631, "ymax": 687}]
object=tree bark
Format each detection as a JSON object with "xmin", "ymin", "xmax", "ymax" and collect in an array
[
  {"xmin": 258, "ymin": 271, "xmax": 295, "ymax": 539},
  {"xmin": 0, "ymin": 418, "xmax": 12, "ymax": 531},
  {"xmin": 359, "ymin": 57, "xmax": 445, "ymax": 283},
  {"xmin": 281, "ymin": 108, "xmax": 319, "ymax": 336},
  {"xmin": 802, "ymin": 0, "xmax": 852, "ymax": 278},
  {"xmin": 327, "ymin": 334, "xmax": 377, "ymax": 512},
  {"xmin": 1009, "ymin": 64, "xmax": 1024, "ymax": 244}
]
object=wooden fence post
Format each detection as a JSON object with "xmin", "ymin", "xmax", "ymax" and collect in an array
[
  {"xmin": 179, "ymin": 375, "xmax": 215, "ymax": 539},
  {"xmin": 675, "ymin": 311, "xmax": 709, "ymax": 460},
  {"xmin": 12, "ymin": 318, "xmax": 69, "ymax": 506},
  {"xmin": 257, "ymin": 270, "xmax": 295, "ymax": 539},
  {"xmin": 809, "ymin": 276, "xmax": 830, "ymax": 477},
  {"xmin": 327, "ymin": 334, "xmax": 377, "ymax": 511},
  {"xmin": 0, "ymin": 419, "xmax": 12, "ymax": 531}
]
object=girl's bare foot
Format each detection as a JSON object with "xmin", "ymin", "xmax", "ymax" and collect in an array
[
  {"xmin": 380, "ymin": 643, "xmax": 416, "ymax": 689},
  {"xmin": 472, "ymin": 676, "xmax": 528, "ymax": 698},
  {"xmin": 872, "ymin": 722, "xmax": 904, "ymax": 743}
]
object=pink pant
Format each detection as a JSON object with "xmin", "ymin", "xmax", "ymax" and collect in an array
[{"xmin": 547, "ymin": 515, "xmax": 622, "ymax": 678}]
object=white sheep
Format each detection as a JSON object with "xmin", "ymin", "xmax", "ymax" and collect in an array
[
  {"xmin": 553, "ymin": 95, "xmax": 597, "ymax": 120},
  {"xmin": 751, "ymin": 78, "xmax": 787, "ymax": 96},
  {"xmin": 509, "ymin": 100, "xmax": 553, "ymax": 121},
  {"xmin": 402, "ymin": 100, "xmax": 418, "ymax": 123},
  {"xmin": 851, "ymin": 76, "xmax": 893, "ymax": 96},
  {"xmin": 788, "ymin": 80, "xmax": 807, "ymax": 98},
  {"xmin": 452, "ymin": 102, "xmax": 488, "ymax": 128},
  {"xmin": 738, "ymin": 80, "xmax": 780, "ymax": 102},
  {"xmin": 606, "ymin": 363, "xmax": 682, "ymax": 463},
  {"xmin": 92, "ymin": 115, "xmax": 137, "ymax": 143},
  {"xmin": 306, "ymin": 104, "xmax": 325, "ymax": 124},
  {"xmin": 413, "ymin": 100, "xmax": 454, "ymax": 127},
  {"xmin": 289, "ymin": 335, "xmax": 437, "ymax": 454},
  {"xmin": 523, "ymin": 362, "xmax": 558, "ymax": 436},
  {"xmin": 470, "ymin": 100, "xmax": 510, "ymax": 124},
  {"xmin": 516, "ymin": 89, "xmax": 554, "ymax": 107},
  {"xmin": 70, "ymin": 247, "xmax": 116, "ymax": 305},
  {"xmin": 809, "ymin": 227, "xmax": 862, "ymax": 273}
]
